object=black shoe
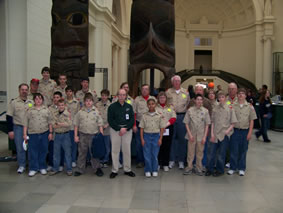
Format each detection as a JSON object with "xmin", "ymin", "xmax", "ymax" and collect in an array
[
  {"xmin": 96, "ymin": 168, "xmax": 104, "ymax": 177},
  {"xmin": 264, "ymin": 139, "xmax": 271, "ymax": 143},
  {"xmin": 213, "ymin": 171, "xmax": 223, "ymax": 177},
  {"xmin": 255, "ymin": 132, "xmax": 260, "ymax": 139},
  {"xmin": 124, "ymin": 171, "xmax": 136, "ymax": 177},
  {"xmin": 110, "ymin": 172, "xmax": 118, "ymax": 179},
  {"xmin": 205, "ymin": 171, "xmax": 212, "ymax": 176},
  {"xmin": 136, "ymin": 162, "xmax": 144, "ymax": 168},
  {"xmin": 74, "ymin": 171, "xmax": 82, "ymax": 176}
]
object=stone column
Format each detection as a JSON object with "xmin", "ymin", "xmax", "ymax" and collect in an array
[
  {"xmin": 112, "ymin": 44, "xmax": 119, "ymax": 94},
  {"xmin": 263, "ymin": 36, "xmax": 273, "ymax": 90}
]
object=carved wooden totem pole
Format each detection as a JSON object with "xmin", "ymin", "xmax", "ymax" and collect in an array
[
  {"xmin": 129, "ymin": 0, "xmax": 176, "ymax": 97},
  {"xmin": 50, "ymin": 0, "xmax": 89, "ymax": 91}
]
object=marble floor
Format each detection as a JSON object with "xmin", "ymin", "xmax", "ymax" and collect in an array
[{"xmin": 0, "ymin": 130, "xmax": 283, "ymax": 213}]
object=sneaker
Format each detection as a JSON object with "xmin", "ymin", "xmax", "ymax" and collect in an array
[
  {"xmin": 179, "ymin": 162, "xmax": 184, "ymax": 169},
  {"xmin": 118, "ymin": 163, "xmax": 123, "ymax": 169},
  {"xmin": 227, "ymin": 170, "xmax": 234, "ymax": 175},
  {"xmin": 40, "ymin": 169, "xmax": 47, "ymax": 175},
  {"xmin": 67, "ymin": 171, "xmax": 73, "ymax": 176},
  {"xmin": 28, "ymin": 170, "xmax": 37, "ymax": 177},
  {"xmin": 145, "ymin": 172, "xmax": 151, "ymax": 177},
  {"xmin": 72, "ymin": 162, "xmax": 76, "ymax": 168},
  {"xmin": 169, "ymin": 161, "xmax": 175, "ymax": 169},
  {"xmin": 239, "ymin": 170, "xmax": 245, "ymax": 176},
  {"xmin": 183, "ymin": 169, "xmax": 193, "ymax": 175},
  {"xmin": 152, "ymin": 172, "xmax": 158, "ymax": 177},
  {"xmin": 47, "ymin": 166, "xmax": 52, "ymax": 171},
  {"xmin": 103, "ymin": 163, "xmax": 108, "ymax": 168},
  {"xmin": 17, "ymin": 166, "xmax": 25, "ymax": 174},
  {"xmin": 163, "ymin": 166, "xmax": 169, "ymax": 172},
  {"xmin": 225, "ymin": 163, "xmax": 230, "ymax": 168},
  {"xmin": 49, "ymin": 170, "xmax": 59, "ymax": 176},
  {"xmin": 195, "ymin": 170, "xmax": 204, "ymax": 176},
  {"xmin": 59, "ymin": 166, "xmax": 64, "ymax": 172}
]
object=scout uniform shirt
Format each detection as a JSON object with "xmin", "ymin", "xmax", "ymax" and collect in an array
[
  {"xmin": 73, "ymin": 106, "xmax": 103, "ymax": 134},
  {"xmin": 49, "ymin": 104, "xmax": 59, "ymax": 119},
  {"xmin": 75, "ymin": 89, "xmax": 98, "ymax": 107},
  {"xmin": 209, "ymin": 100, "xmax": 219, "ymax": 111},
  {"xmin": 232, "ymin": 101, "xmax": 257, "ymax": 129},
  {"xmin": 113, "ymin": 95, "xmax": 135, "ymax": 107},
  {"xmin": 7, "ymin": 97, "xmax": 34, "ymax": 126},
  {"xmin": 54, "ymin": 85, "xmax": 67, "ymax": 99},
  {"xmin": 52, "ymin": 110, "xmax": 72, "ymax": 133},
  {"xmin": 95, "ymin": 100, "xmax": 111, "ymax": 135},
  {"xmin": 188, "ymin": 97, "xmax": 213, "ymax": 116},
  {"xmin": 38, "ymin": 78, "xmax": 57, "ymax": 106},
  {"xmin": 134, "ymin": 95, "xmax": 156, "ymax": 122},
  {"xmin": 211, "ymin": 103, "xmax": 238, "ymax": 142},
  {"xmin": 139, "ymin": 111, "xmax": 167, "ymax": 133},
  {"xmin": 66, "ymin": 98, "xmax": 80, "ymax": 130},
  {"xmin": 156, "ymin": 104, "xmax": 176, "ymax": 123},
  {"xmin": 27, "ymin": 92, "xmax": 36, "ymax": 100},
  {"xmin": 166, "ymin": 87, "xmax": 190, "ymax": 113},
  {"xmin": 24, "ymin": 105, "xmax": 52, "ymax": 134},
  {"xmin": 183, "ymin": 106, "xmax": 211, "ymax": 142},
  {"xmin": 226, "ymin": 96, "xmax": 238, "ymax": 105}
]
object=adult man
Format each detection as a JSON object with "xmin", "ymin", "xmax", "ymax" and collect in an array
[
  {"xmin": 75, "ymin": 77, "xmax": 98, "ymax": 107},
  {"xmin": 38, "ymin": 67, "xmax": 57, "ymax": 106},
  {"xmin": 133, "ymin": 84, "xmax": 156, "ymax": 168},
  {"xmin": 27, "ymin": 78, "xmax": 39, "ymax": 100},
  {"xmin": 227, "ymin": 82, "xmax": 238, "ymax": 105},
  {"xmin": 7, "ymin": 83, "xmax": 34, "ymax": 174},
  {"xmin": 54, "ymin": 74, "xmax": 68, "ymax": 98},
  {"xmin": 108, "ymin": 89, "xmax": 135, "ymax": 179},
  {"xmin": 166, "ymin": 75, "xmax": 190, "ymax": 169}
]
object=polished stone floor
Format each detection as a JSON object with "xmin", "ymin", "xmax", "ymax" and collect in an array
[{"xmin": 0, "ymin": 130, "xmax": 283, "ymax": 213}]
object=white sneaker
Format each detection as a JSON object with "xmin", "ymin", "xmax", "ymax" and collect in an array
[
  {"xmin": 118, "ymin": 163, "xmax": 123, "ymax": 169},
  {"xmin": 163, "ymin": 166, "xmax": 169, "ymax": 172},
  {"xmin": 47, "ymin": 166, "xmax": 52, "ymax": 171},
  {"xmin": 72, "ymin": 162, "xmax": 76, "ymax": 168},
  {"xmin": 145, "ymin": 172, "xmax": 151, "ymax": 177},
  {"xmin": 227, "ymin": 170, "xmax": 234, "ymax": 175},
  {"xmin": 28, "ymin": 170, "xmax": 37, "ymax": 177},
  {"xmin": 17, "ymin": 166, "xmax": 25, "ymax": 174},
  {"xmin": 152, "ymin": 172, "xmax": 158, "ymax": 177},
  {"xmin": 239, "ymin": 170, "xmax": 245, "ymax": 176},
  {"xmin": 225, "ymin": 163, "xmax": 230, "ymax": 168},
  {"xmin": 59, "ymin": 166, "xmax": 64, "ymax": 172},
  {"xmin": 178, "ymin": 162, "xmax": 184, "ymax": 169},
  {"xmin": 40, "ymin": 169, "xmax": 47, "ymax": 175},
  {"xmin": 169, "ymin": 161, "xmax": 175, "ymax": 169}
]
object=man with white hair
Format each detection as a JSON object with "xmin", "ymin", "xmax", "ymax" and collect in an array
[
  {"xmin": 166, "ymin": 75, "xmax": 190, "ymax": 169},
  {"xmin": 227, "ymin": 82, "xmax": 238, "ymax": 105}
]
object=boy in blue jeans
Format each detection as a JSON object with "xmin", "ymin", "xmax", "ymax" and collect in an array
[{"xmin": 140, "ymin": 98, "xmax": 166, "ymax": 177}]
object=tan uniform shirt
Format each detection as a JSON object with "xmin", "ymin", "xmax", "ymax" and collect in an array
[
  {"xmin": 232, "ymin": 101, "xmax": 257, "ymax": 129},
  {"xmin": 211, "ymin": 103, "xmax": 238, "ymax": 142},
  {"xmin": 52, "ymin": 110, "xmax": 72, "ymax": 133},
  {"xmin": 49, "ymin": 104, "xmax": 58, "ymax": 118},
  {"xmin": 73, "ymin": 106, "xmax": 103, "ymax": 134},
  {"xmin": 166, "ymin": 87, "xmax": 190, "ymax": 113},
  {"xmin": 134, "ymin": 95, "xmax": 156, "ymax": 122},
  {"xmin": 156, "ymin": 104, "xmax": 176, "ymax": 123},
  {"xmin": 24, "ymin": 106, "xmax": 52, "ymax": 134},
  {"xmin": 7, "ymin": 97, "xmax": 34, "ymax": 126},
  {"xmin": 183, "ymin": 106, "xmax": 211, "ymax": 142},
  {"xmin": 27, "ymin": 92, "xmax": 36, "ymax": 101},
  {"xmin": 139, "ymin": 111, "xmax": 167, "ymax": 133},
  {"xmin": 95, "ymin": 100, "xmax": 111, "ymax": 135},
  {"xmin": 188, "ymin": 97, "xmax": 212, "ymax": 116},
  {"xmin": 66, "ymin": 98, "xmax": 80, "ymax": 130},
  {"xmin": 38, "ymin": 78, "xmax": 57, "ymax": 106},
  {"xmin": 54, "ymin": 85, "xmax": 67, "ymax": 99},
  {"xmin": 210, "ymin": 100, "xmax": 219, "ymax": 111},
  {"xmin": 75, "ymin": 89, "xmax": 98, "ymax": 107},
  {"xmin": 226, "ymin": 96, "xmax": 238, "ymax": 105}
]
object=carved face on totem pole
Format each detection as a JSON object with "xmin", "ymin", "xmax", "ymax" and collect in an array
[{"xmin": 50, "ymin": 0, "xmax": 88, "ymax": 91}]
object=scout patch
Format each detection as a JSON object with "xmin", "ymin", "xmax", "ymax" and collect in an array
[
  {"xmin": 168, "ymin": 108, "xmax": 172, "ymax": 112},
  {"xmin": 126, "ymin": 100, "xmax": 132, "ymax": 104},
  {"xmin": 182, "ymin": 94, "xmax": 187, "ymax": 99}
]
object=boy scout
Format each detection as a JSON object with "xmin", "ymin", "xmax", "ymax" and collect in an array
[
  {"xmin": 65, "ymin": 86, "xmax": 80, "ymax": 167},
  {"xmin": 206, "ymin": 91, "xmax": 238, "ymax": 177},
  {"xmin": 54, "ymin": 74, "xmax": 68, "ymax": 99},
  {"xmin": 112, "ymin": 82, "xmax": 135, "ymax": 106},
  {"xmin": 38, "ymin": 67, "xmax": 57, "ymax": 106},
  {"xmin": 228, "ymin": 88, "xmax": 257, "ymax": 176},
  {"xmin": 73, "ymin": 93, "xmax": 104, "ymax": 177},
  {"xmin": 75, "ymin": 77, "xmax": 98, "ymax": 107},
  {"xmin": 183, "ymin": 94, "xmax": 211, "ymax": 176},
  {"xmin": 7, "ymin": 83, "xmax": 33, "ymax": 174},
  {"xmin": 50, "ymin": 99, "xmax": 72, "ymax": 176},
  {"xmin": 95, "ymin": 89, "xmax": 112, "ymax": 167},
  {"xmin": 27, "ymin": 78, "xmax": 39, "ymax": 100}
]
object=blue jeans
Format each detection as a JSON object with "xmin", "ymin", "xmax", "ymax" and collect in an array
[
  {"xmin": 13, "ymin": 125, "xmax": 26, "ymax": 167},
  {"xmin": 207, "ymin": 136, "xmax": 229, "ymax": 174},
  {"xmin": 230, "ymin": 129, "xmax": 249, "ymax": 171},
  {"xmin": 28, "ymin": 131, "xmax": 49, "ymax": 171},
  {"xmin": 256, "ymin": 117, "xmax": 270, "ymax": 141},
  {"xmin": 53, "ymin": 132, "xmax": 72, "ymax": 172},
  {"xmin": 102, "ymin": 135, "xmax": 111, "ymax": 163},
  {"xmin": 143, "ymin": 133, "xmax": 160, "ymax": 173},
  {"xmin": 135, "ymin": 121, "xmax": 144, "ymax": 164},
  {"xmin": 69, "ymin": 130, "xmax": 78, "ymax": 163},
  {"xmin": 170, "ymin": 114, "xmax": 187, "ymax": 162}
]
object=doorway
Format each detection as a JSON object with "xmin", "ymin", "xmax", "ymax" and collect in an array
[{"xmin": 194, "ymin": 50, "xmax": 212, "ymax": 71}]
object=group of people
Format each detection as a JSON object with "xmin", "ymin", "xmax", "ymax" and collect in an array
[{"xmin": 7, "ymin": 66, "xmax": 272, "ymax": 178}]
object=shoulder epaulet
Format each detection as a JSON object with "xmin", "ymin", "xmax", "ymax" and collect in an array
[{"xmin": 9, "ymin": 98, "xmax": 14, "ymax": 104}]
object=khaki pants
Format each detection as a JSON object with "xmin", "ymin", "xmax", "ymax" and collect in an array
[
  {"xmin": 187, "ymin": 141, "xmax": 204, "ymax": 172},
  {"xmin": 110, "ymin": 128, "xmax": 132, "ymax": 173}
]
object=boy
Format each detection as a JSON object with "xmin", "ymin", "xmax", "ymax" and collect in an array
[
  {"xmin": 206, "ymin": 91, "xmax": 238, "ymax": 177},
  {"xmin": 228, "ymin": 88, "xmax": 257, "ymax": 176},
  {"xmin": 50, "ymin": 99, "xmax": 72, "ymax": 176},
  {"xmin": 75, "ymin": 77, "xmax": 98, "ymax": 107},
  {"xmin": 65, "ymin": 86, "xmax": 80, "ymax": 167},
  {"xmin": 73, "ymin": 93, "xmax": 104, "ymax": 176},
  {"xmin": 54, "ymin": 74, "xmax": 68, "ymax": 99},
  {"xmin": 183, "ymin": 94, "xmax": 211, "ymax": 176},
  {"xmin": 140, "ymin": 98, "xmax": 166, "ymax": 177},
  {"xmin": 95, "ymin": 89, "xmax": 111, "ymax": 167}
]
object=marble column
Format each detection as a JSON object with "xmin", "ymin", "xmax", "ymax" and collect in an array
[
  {"xmin": 263, "ymin": 36, "xmax": 273, "ymax": 90},
  {"xmin": 112, "ymin": 44, "xmax": 119, "ymax": 94}
]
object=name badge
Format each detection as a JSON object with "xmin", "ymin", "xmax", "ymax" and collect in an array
[{"xmin": 126, "ymin": 114, "xmax": 129, "ymax": 120}]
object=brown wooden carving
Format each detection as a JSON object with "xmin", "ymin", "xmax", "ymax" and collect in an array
[
  {"xmin": 50, "ymin": 0, "xmax": 89, "ymax": 91},
  {"xmin": 129, "ymin": 0, "xmax": 176, "ymax": 97}
]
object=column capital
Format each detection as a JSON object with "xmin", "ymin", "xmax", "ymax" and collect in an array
[{"xmin": 262, "ymin": 35, "xmax": 274, "ymax": 41}]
